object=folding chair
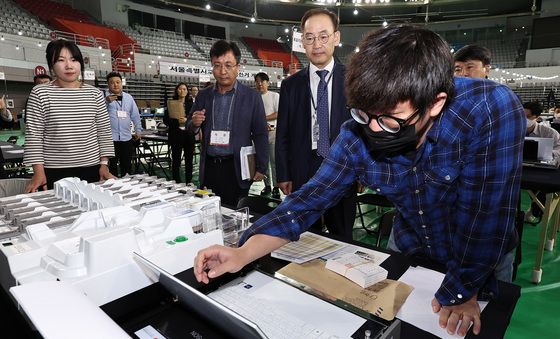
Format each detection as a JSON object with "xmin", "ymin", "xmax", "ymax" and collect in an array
[
  {"xmin": 134, "ymin": 140, "xmax": 170, "ymax": 179},
  {"xmin": 355, "ymin": 193, "xmax": 395, "ymax": 245}
]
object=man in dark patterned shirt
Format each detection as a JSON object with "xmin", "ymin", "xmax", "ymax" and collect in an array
[{"xmin": 194, "ymin": 25, "xmax": 525, "ymax": 337}]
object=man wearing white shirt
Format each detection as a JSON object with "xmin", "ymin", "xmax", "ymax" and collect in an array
[
  {"xmin": 255, "ymin": 72, "xmax": 281, "ymax": 199},
  {"xmin": 524, "ymin": 101, "xmax": 560, "ymax": 223}
]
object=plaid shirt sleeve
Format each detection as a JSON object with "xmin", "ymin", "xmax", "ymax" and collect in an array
[
  {"xmin": 239, "ymin": 128, "xmax": 358, "ymax": 245},
  {"xmin": 435, "ymin": 83, "xmax": 525, "ymax": 305}
]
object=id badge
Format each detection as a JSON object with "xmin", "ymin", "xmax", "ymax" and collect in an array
[
  {"xmin": 312, "ymin": 121, "xmax": 320, "ymax": 142},
  {"xmin": 210, "ymin": 130, "xmax": 230, "ymax": 146},
  {"xmin": 117, "ymin": 110, "xmax": 128, "ymax": 118}
]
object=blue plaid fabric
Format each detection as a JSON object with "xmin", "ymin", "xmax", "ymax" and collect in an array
[
  {"xmin": 240, "ymin": 77, "xmax": 525, "ymax": 306},
  {"xmin": 316, "ymin": 70, "xmax": 330, "ymax": 157}
]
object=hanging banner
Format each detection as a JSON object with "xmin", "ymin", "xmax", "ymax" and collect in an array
[
  {"xmin": 160, "ymin": 61, "xmax": 262, "ymax": 81},
  {"xmin": 292, "ymin": 31, "xmax": 305, "ymax": 53},
  {"xmin": 159, "ymin": 61, "xmax": 212, "ymax": 77}
]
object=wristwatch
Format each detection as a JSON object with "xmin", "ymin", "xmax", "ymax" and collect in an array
[{"xmin": 100, "ymin": 160, "xmax": 109, "ymax": 166}]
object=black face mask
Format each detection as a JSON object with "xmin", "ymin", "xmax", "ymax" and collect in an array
[{"xmin": 360, "ymin": 123, "xmax": 419, "ymax": 158}]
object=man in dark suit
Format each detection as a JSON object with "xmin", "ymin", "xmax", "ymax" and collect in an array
[
  {"xmin": 276, "ymin": 8, "xmax": 356, "ymax": 241},
  {"xmin": 188, "ymin": 40, "xmax": 268, "ymax": 207}
]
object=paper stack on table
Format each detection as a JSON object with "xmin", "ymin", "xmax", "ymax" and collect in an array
[{"xmin": 326, "ymin": 252, "xmax": 388, "ymax": 288}]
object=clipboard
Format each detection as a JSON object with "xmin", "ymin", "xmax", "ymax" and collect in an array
[{"xmin": 167, "ymin": 100, "xmax": 185, "ymax": 119}]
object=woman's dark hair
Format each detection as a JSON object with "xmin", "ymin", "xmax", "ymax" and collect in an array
[
  {"xmin": 173, "ymin": 82, "xmax": 188, "ymax": 100},
  {"xmin": 346, "ymin": 25, "xmax": 454, "ymax": 116},
  {"xmin": 45, "ymin": 39, "xmax": 85, "ymax": 82},
  {"xmin": 209, "ymin": 40, "xmax": 241, "ymax": 65}
]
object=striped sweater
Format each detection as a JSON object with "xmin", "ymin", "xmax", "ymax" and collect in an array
[{"xmin": 24, "ymin": 83, "xmax": 115, "ymax": 168}]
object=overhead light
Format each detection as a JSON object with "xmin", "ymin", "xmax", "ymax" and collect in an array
[
  {"xmin": 355, "ymin": 47, "xmax": 360, "ymax": 53},
  {"xmin": 101, "ymin": 52, "xmax": 105, "ymax": 57},
  {"xmin": 98, "ymin": 46, "xmax": 102, "ymax": 49},
  {"xmin": 103, "ymin": 60, "xmax": 106, "ymax": 64},
  {"xmin": 37, "ymin": 42, "xmax": 42, "ymax": 47},
  {"xmin": 15, "ymin": 45, "xmax": 19, "ymax": 50},
  {"xmin": 338, "ymin": 43, "xmax": 342, "ymax": 47},
  {"xmin": 151, "ymin": 60, "xmax": 155, "ymax": 63},
  {"xmin": 382, "ymin": 20, "xmax": 388, "ymax": 27},
  {"xmin": 205, "ymin": 3, "xmax": 211, "ymax": 10},
  {"xmin": 245, "ymin": 25, "xmax": 248, "ymax": 28},
  {"xmin": 353, "ymin": 9, "xmax": 358, "ymax": 15},
  {"xmin": 157, "ymin": 55, "xmax": 162, "ymax": 59},
  {"xmin": 0, "ymin": 35, "xmax": 4, "ymax": 41},
  {"xmin": 250, "ymin": 16, "xmax": 256, "ymax": 23},
  {"xmin": 178, "ymin": 8, "xmax": 181, "ymax": 12},
  {"xmin": 17, "ymin": 31, "xmax": 22, "ymax": 36},
  {"xmin": 284, "ymin": 28, "xmax": 289, "ymax": 33},
  {"xmin": 129, "ymin": 51, "xmax": 134, "ymax": 55}
]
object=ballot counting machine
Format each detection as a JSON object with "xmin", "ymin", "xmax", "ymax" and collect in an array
[
  {"xmin": 1, "ymin": 175, "xmax": 399, "ymax": 339},
  {"xmin": 0, "ymin": 174, "xmax": 241, "ymax": 306}
]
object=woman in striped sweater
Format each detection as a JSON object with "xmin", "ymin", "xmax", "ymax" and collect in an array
[{"xmin": 24, "ymin": 39, "xmax": 115, "ymax": 192}]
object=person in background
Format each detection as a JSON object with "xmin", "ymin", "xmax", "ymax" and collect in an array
[
  {"xmin": 188, "ymin": 40, "xmax": 268, "ymax": 207},
  {"xmin": 453, "ymin": 44, "xmax": 491, "ymax": 79},
  {"xmin": 254, "ymin": 72, "xmax": 281, "ymax": 199},
  {"xmin": 105, "ymin": 72, "xmax": 142, "ymax": 177},
  {"xmin": 524, "ymin": 101, "xmax": 560, "ymax": 224},
  {"xmin": 0, "ymin": 95, "xmax": 13, "ymax": 129},
  {"xmin": 33, "ymin": 74, "xmax": 52, "ymax": 85},
  {"xmin": 275, "ymin": 8, "xmax": 356, "ymax": 241},
  {"xmin": 164, "ymin": 82, "xmax": 195, "ymax": 183},
  {"xmin": 24, "ymin": 39, "xmax": 115, "ymax": 192},
  {"xmin": 194, "ymin": 25, "xmax": 525, "ymax": 337},
  {"xmin": 190, "ymin": 86, "xmax": 199, "ymax": 103}
]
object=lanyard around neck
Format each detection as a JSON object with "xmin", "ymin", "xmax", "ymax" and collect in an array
[{"xmin": 211, "ymin": 92, "xmax": 236, "ymax": 130}]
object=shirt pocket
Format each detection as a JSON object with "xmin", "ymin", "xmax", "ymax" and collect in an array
[{"xmin": 423, "ymin": 164, "xmax": 461, "ymax": 204}]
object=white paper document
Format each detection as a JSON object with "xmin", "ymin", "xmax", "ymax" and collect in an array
[
  {"xmin": 397, "ymin": 266, "xmax": 488, "ymax": 339},
  {"xmin": 271, "ymin": 232, "xmax": 345, "ymax": 263},
  {"xmin": 240, "ymin": 145, "xmax": 255, "ymax": 180}
]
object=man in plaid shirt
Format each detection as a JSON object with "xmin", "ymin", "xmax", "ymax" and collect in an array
[{"xmin": 195, "ymin": 25, "xmax": 525, "ymax": 337}]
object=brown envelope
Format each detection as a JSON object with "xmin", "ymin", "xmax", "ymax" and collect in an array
[
  {"xmin": 167, "ymin": 100, "xmax": 185, "ymax": 119},
  {"xmin": 277, "ymin": 259, "xmax": 414, "ymax": 321}
]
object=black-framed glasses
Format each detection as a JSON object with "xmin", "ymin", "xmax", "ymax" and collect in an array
[
  {"xmin": 303, "ymin": 32, "xmax": 334, "ymax": 45},
  {"xmin": 349, "ymin": 107, "xmax": 421, "ymax": 133}
]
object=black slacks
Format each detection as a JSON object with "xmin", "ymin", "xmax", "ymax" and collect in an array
[
  {"xmin": 202, "ymin": 156, "xmax": 248, "ymax": 207},
  {"xmin": 169, "ymin": 130, "xmax": 195, "ymax": 183},
  {"xmin": 44, "ymin": 165, "xmax": 100, "ymax": 189},
  {"xmin": 109, "ymin": 139, "xmax": 135, "ymax": 177}
]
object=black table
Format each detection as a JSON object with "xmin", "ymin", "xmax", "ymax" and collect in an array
[
  {"xmin": 135, "ymin": 132, "xmax": 171, "ymax": 179},
  {"xmin": 0, "ymin": 141, "xmax": 24, "ymax": 162},
  {"xmin": 520, "ymin": 166, "xmax": 560, "ymax": 283}
]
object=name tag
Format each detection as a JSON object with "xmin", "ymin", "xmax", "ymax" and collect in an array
[
  {"xmin": 117, "ymin": 110, "xmax": 128, "ymax": 118},
  {"xmin": 210, "ymin": 130, "xmax": 230, "ymax": 146},
  {"xmin": 312, "ymin": 120, "xmax": 320, "ymax": 142}
]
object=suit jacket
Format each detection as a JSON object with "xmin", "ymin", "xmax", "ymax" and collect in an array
[
  {"xmin": 187, "ymin": 82, "xmax": 268, "ymax": 189},
  {"xmin": 275, "ymin": 63, "xmax": 350, "ymax": 190}
]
